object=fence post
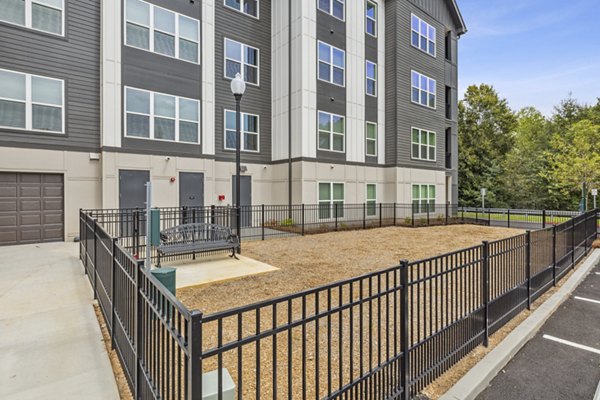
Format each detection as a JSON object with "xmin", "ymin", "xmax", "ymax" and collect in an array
[
  {"xmin": 393, "ymin": 202, "xmax": 397, "ymax": 226},
  {"xmin": 461, "ymin": 207, "xmax": 464, "ymax": 222},
  {"xmin": 488, "ymin": 208, "xmax": 491, "ymax": 226},
  {"xmin": 445, "ymin": 203, "xmax": 449, "ymax": 225},
  {"xmin": 526, "ymin": 231, "xmax": 532, "ymax": 310},
  {"xmin": 476, "ymin": 208, "xmax": 479, "ymax": 224},
  {"xmin": 210, "ymin": 205, "xmax": 216, "ymax": 225},
  {"xmin": 482, "ymin": 241, "xmax": 490, "ymax": 347},
  {"xmin": 584, "ymin": 212, "xmax": 588, "ymax": 256},
  {"xmin": 571, "ymin": 218, "xmax": 575, "ymax": 269},
  {"xmin": 363, "ymin": 203, "xmax": 366, "ymax": 230},
  {"xmin": 335, "ymin": 203, "xmax": 338, "ymax": 231},
  {"xmin": 93, "ymin": 220, "xmax": 98, "ymax": 300},
  {"xmin": 379, "ymin": 203, "xmax": 382, "ymax": 227},
  {"xmin": 134, "ymin": 259, "xmax": 144, "ymax": 399},
  {"xmin": 188, "ymin": 310, "xmax": 203, "ymax": 400},
  {"xmin": 427, "ymin": 205, "xmax": 430, "ymax": 226},
  {"xmin": 411, "ymin": 205, "xmax": 415, "ymax": 227},
  {"xmin": 261, "ymin": 204, "xmax": 265, "ymax": 241},
  {"xmin": 400, "ymin": 260, "xmax": 410, "ymax": 400},
  {"xmin": 301, "ymin": 204, "xmax": 305, "ymax": 236},
  {"xmin": 542, "ymin": 209, "xmax": 547, "ymax": 229},
  {"xmin": 110, "ymin": 237, "xmax": 118, "ymax": 350},
  {"xmin": 552, "ymin": 226, "xmax": 557, "ymax": 286},
  {"xmin": 507, "ymin": 209, "xmax": 511, "ymax": 228}
]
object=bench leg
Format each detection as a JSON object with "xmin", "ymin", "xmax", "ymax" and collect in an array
[
  {"xmin": 157, "ymin": 252, "xmax": 161, "ymax": 268},
  {"xmin": 229, "ymin": 247, "xmax": 239, "ymax": 260}
]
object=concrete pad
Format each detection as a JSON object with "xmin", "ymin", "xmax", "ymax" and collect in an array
[
  {"xmin": 441, "ymin": 249, "xmax": 600, "ymax": 400},
  {"xmin": 0, "ymin": 242, "xmax": 119, "ymax": 400},
  {"xmin": 162, "ymin": 254, "xmax": 279, "ymax": 289}
]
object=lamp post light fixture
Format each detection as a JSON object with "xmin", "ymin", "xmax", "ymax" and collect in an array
[{"xmin": 230, "ymin": 73, "xmax": 246, "ymax": 246}]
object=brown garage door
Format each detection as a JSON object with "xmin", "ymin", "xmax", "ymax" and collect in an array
[{"xmin": 0, "ymin": 173, "xmax": 64, "ymax": 245}]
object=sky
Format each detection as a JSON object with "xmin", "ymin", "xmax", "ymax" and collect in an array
[{"xmin": 456, "ymin": 0, "xmax": 600, "ymax": 115}]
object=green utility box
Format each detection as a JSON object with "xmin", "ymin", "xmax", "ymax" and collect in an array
[
  {"xmin": 151, "ymin": 267, "xmax": 176, "ymax": 296},
  {"xmin": 150, "ymin": 208, "xmax": 161, "ymax": 247}
]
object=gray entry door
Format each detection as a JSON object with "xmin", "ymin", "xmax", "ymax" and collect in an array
[
  {"xmin": 232, "ymin": 176, "xmax": 252, "ymax": 228},
  {"xmin": 180, "ymin": 172, "xmax": 204, "ymax": 223},
  {"xmin": 119, "ymin": 170, "xmax": 149, "ymax": 209}
]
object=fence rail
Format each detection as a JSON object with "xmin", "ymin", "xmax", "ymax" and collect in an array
[{"xmin": 79, "ymin": 206, "xmax": 599, "ymax": 400}]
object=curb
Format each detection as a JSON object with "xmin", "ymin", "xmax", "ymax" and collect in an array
[{"xmin": 440, "ymin": 249, "xmax": 600, "ymax": 400}]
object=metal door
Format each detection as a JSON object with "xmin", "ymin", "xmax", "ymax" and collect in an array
[
  {"xmin": 119, "ymin": 170, "xmax": 149, "ymax": 237},
  {"xmin": 179, "ymin": 172, "xmax": 204, "ymax": 223}
]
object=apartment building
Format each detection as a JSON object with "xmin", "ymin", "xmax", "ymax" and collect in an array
[{"xmin": 0, "ymin": 0, "xmax": 466, "ymax": 245}]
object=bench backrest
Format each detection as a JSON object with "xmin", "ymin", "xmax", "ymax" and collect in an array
[{"xmin": 160, "ymin": 223, "xmax": 236, "ymax": 245}]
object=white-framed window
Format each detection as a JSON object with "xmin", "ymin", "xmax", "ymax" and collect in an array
[
  {"xmin": 412, "ymin": 184, "xmax": 436, "ymax": 214},
  {"xmin": 366, "ymin": 183, "xmax": 377, "ymax": 216},
  {"xmin": 317, "ymin": 0, "xmax": 344, "ymax": 21},
  {"xmin": 366, "ymin": 122, "xmax": 377, "ymax": 157},
  {"xmin": 224, "ymin": 38, "xmax": 259, "ymax": 85},
  {"xmin": 0, "ymin": 69, "xmax": 64, "ymax": 133},
  {"xmin": 411, "ymin": 14, "xmax": 436, "ymax": 57},
  {"xmin": 224, "ymin": 109, "xmax": 259, "ymax": 152},
  {"xmin": 318, "ymin": 182, "xmax": 344, "ymax": 219},
  {"xmin": 0, "ymin": 0, "xmax": 64, "ymax": 36},
  {"xmin": 318, "ymin": 111, "xmax": 345, "ymax": 153},
  {"xmin": 411, "ymin": 70, "xmax": 436, "ymax": 109},
  {"xmin": 318, "ymin": 41, "xmax": 345, "ymax": 87},
  {"xmin": 366, "ymin": 1, "xmax": 377, "ymax": 37},
  {"xmin": 366, "ymin": 60, "xmax": 377, "ymax": 97},
  {"xmin": 125, "ymin": 0, "xmax": 200, "ymax": 64},
  {"xmin": 224, "ymin": 0, "xmax": 258, "ymax": 18},
  {"xmin": 411, "ymin": 127, "xmax": 436, "ymax": 161},
  {"xmin": 125, "ymin": 87, "xmax": 200, "ymax": 144}
]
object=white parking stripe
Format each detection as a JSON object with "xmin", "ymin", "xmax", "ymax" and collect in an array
[
  {"xmin": 574, "ymin": 296, "xmax": 600, "ymax": 305},
  {"xmin": 543, "ymin": 335, "xmax": 600, "ymax": 355},
  {"xmin": 595, "ymin": 379, "xmax": 600, "ymax": 400}
]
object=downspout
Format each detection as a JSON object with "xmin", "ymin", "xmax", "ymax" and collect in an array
[{"xmin": 288, "ymin": 0, "xmax": 293, "ymax": 217}]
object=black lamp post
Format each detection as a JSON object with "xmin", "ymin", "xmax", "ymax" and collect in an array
[{"xmin": 230, "ymin": 73, "xmax": 246, "ymax": 244}]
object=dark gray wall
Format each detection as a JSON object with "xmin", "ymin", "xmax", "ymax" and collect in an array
[
  {"xmin": 120, "ymin": 0, "xmax": 203, "ymax": 158},
  {"xmin": 0, "ymin": 0, "xmax": 100, "ymax": 152},
  {"xmin": 214, "ymin": 0, "xmax": 272, "ymax": 164},
  {"xmin": 365, "ymin": 5, "xmax": 378, "ymax": 165},
  {"xmin": 315, "ymin": 7, "xmax": 347, "ymax": 163}
]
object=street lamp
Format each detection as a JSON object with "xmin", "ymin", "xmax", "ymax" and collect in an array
[{"xmin": 230, "ymin": 73, "xmax": 246, "ymax": 245}]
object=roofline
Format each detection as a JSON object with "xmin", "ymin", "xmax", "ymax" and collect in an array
[{"xmin": 447, "ymin": 0, "xmax": 468, "ymax": 36}]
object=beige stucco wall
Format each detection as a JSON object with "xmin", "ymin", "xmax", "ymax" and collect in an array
[{"xmin": 0, "ymin": 147, "xmax": 102, "ymax": 240}]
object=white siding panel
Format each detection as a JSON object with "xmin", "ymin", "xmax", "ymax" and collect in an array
[
  {"xmin": 202, "ymin": 1, "xmax": 215, "ymax": 155},
  {"xmin": 346, "ymin": 0, "xmax": 365, "ymax": 163}
]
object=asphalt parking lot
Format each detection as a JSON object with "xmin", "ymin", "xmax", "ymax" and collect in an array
[{"xmin": 478, "ymin": 262, "xmax": 600, "ymax": 400}]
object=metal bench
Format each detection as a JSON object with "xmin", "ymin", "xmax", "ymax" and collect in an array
[{"xmin": 156, "ymin": 223, "xmax": 239, "ymax": 267}]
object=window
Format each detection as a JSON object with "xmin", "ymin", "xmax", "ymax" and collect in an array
[
  {"xmin": 412, "ymin": 184, "xmax": 436, "ymax": 214},
  {"xmin": 366, "ymin": 61, "xmax": 377, "ymax": 97},
  {"xmin": 366, "ymin": 184, "xmax": 377, "ymax": 216},
  {"xmin": 224, "ymin": 0, "xmax": 258, "ymax": 18},
  {"xmin": 0, "ymin": 0, "xmax": 64, "ymax": 35},
  {"xmin": 125, "ymin": 0, "xmax": 200, "ymax": 63},
  {"xmin": 366, "ymin": 122, "xmax": 377, "ymax": 157},
  {"xmin": 445, "ymin": 128, "xmax": 452, "ymax": 169},
  {"xmin": 0, "ymin": 69, "xmax": 63, "ymax": 133},
  {"xmin": 411, "ymin": 71, "xmax": 436, "ymax": 109},
  {"xmin": 411, "ymin": 14, "xmax": 436, "ymax": 57},
  {"xmin": 224, "ymin": 38, "xmax": 259, "ymax": 85},
  {"xmin": 318, "ymin": 41, "xmax": 345, "ymax": 87},
  {"xmin": 445, "ymin": 86, "xmax": 452, "ymax": 119},
  {"xmin": 224, "ymin": 109, "xmax": 259, "ymax": 152},
  {"xmin": 411, "ymin": 128, "xmax": 436, "ymax": 161},
  {"xmin": 318, "ymin": 111, "xmax": 345, "ymax": 152},
  {"xmin": 318, "ymin": 182, "xmax": 344, "ymax": 219},
  {"xmin": 366, "ymin": 1, "xmax": 377, "ymax": 36},
  {"xmin": 317, "ymin": 0, "xmax": 344, "ymax": 21},
  {"xmin": 445, "ymin": 31, "xmax": 452, "ymax": 61},
  {"xmin": 125, "ymin": 87, "xmax": 200, "ymax": 143}
]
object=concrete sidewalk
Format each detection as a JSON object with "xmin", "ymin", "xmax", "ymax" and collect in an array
[{"xmin": 0, "ymin": 242, "xmax": 119, "ymax": 400}]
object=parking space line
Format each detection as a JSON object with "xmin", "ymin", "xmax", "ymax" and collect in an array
[
  {"xmin": 543, "ymin": 335, "xmax": 600, "ymax": 355},
  {"xmin": 574, "ymin": 296, "xmax": 600, "ymax": 305},
  {"xmin": 595, "ymin": 379, "xmax": 600, "ymax": 400}
]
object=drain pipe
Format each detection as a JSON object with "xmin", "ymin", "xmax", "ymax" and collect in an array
[{"xmin": 288, "ymin": 0, "xmax": 293, "ymax": 218}]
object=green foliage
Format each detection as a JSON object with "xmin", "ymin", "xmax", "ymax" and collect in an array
[
  {"xmin": 281, "ymin": 218, "xmax": 295, "ymax": 226},
  {"xmin": 459, "ymin": 90, "xmax": 600, "ymax": 210}
]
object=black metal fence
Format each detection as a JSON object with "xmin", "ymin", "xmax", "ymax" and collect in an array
[{"xmin": 79, "ymin": 207, "xmax": 599, "ymax": 400}]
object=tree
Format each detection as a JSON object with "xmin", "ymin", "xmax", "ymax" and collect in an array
[
  {"xmin": 546, "ymin": 120, "xmax": 600, "ymax": 210},
  {"xmin": 458, "ymin": 84, "xmax": 517, "ymax": 206},
  {"xmin": 501, "ymin": 107, "xmax": 553, "ymax": 208}
]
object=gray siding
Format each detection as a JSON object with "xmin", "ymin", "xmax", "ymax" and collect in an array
[
  {"xmin": 0, "ymin": 0, "xmax": 100, "ymax": 152},
  {"xmin": 120, "ymin": 0, "xmax": 203, "ymax": 157},
  {"xmin": 365, "ymin": 6, "xmax": 378, "ymax": 165},
  {"xmin": 214, "ymin": 0, "xmax": 272, "ymax": 164}
]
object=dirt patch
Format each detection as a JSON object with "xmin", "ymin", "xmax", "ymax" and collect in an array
[
  {"xmin": 178, "ymin": 225, "xmax": 522, "ymax": 314},
  {"xmin": 93, "ymin": 304, "xmax": 133, "ymax": 400}
]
